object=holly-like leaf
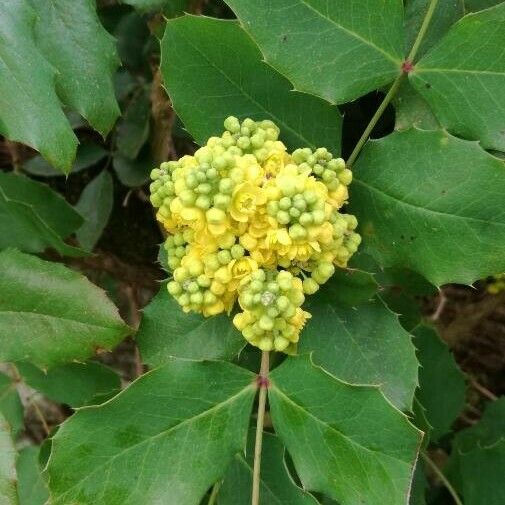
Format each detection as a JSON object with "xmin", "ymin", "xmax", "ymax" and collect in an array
[
  {"xmin": 0, "ymin": 0, "xmax": 77, "ymax": 172},
  {"xmin": 301, "ymin": 281, "xmax": 418, "ymax": 411},
  {"xmin": 393, "ymin": 81, "xmax": 440, "ymax": 131},
  {"xmin": 219, "ymin": 430, "xmax": 318, "ymax": 505},
  {"xmin": 29, "ymin": 0, "xmax": 120, "ymax": 137},
  {"xmin": 161, "ymin": 16, "xmax": 343, "ymax": 152},
  {"xmin": 0, "ymin": 173, "xmax": 85, "ymax": 256},
  {"xmin": 16, "ymin": 447, "xmax": 48, "ymax": 505},
  {"xmin": 0, "ymin": 373, "xmax": 23, "ymax": 438},
  {"xmin": 137, "ymin": 286, "xmax": 245, "ymax": 367},
  {"xmin": 47, "ymin": 359, "xmax": 256, "ymax": 505},
  {"xmin": 23, "ymin": 142, "xmax": 108, "ymax": 177},
  {"xmin": 15, "ymin": 362, "xmax": 121, "ymax": 408},
  {"xmin": 414, "ymin": 325, "xmax": 466, "ymax": 442},
  {"xmin": 269, "ymin": 356, "xmax": 423, "ymax": 505},
  {"xmin": 75, "ymin": 170, "xmax": 114, "ymax": 251},
  {"xmin": 410, "ymin": 3, "xmax": 505, "ymax": 151},
  {"xmin": 225, "ymin": 0, "xmax": 404, "ymax": 104},
  {"xmin": 0, "ymin": 249, "xmax": 130, "ymax": 368},
  {"xmin": 0, "ymin": 413, "xmax": 17, "ymax": 505},
  {"xmin": 350, "ymin": 129, "xmax": 505, "ymax": 286}
]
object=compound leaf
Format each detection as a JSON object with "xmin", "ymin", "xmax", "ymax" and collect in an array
[
  {"xmin": 411, "ymin": 4, "xmax": 505, "ymax": 151},
  {"xmin": 269, "ymin": 355, "xmax": 423, "ymax": 505},
  {"xmin": 47, "ymin": 359, "xmax": 256, "ymax": 505},
  {"xmin": 225, "ymin": 0, "xmax": 404, "ymax": 104},
  {"xmin": 0, "ymin": 249, "xmax": 130, "ymax": 368},
  {"xmin": 161, "ymin": 16, "xmax": 343, "ymax": 152},
  {"xmin": 350, "ymin": 129, "xmax": 505, "ymax": 286},
  {"xmin": 137, "ymin": 286, "xmax": 245, "ymax": 367}
]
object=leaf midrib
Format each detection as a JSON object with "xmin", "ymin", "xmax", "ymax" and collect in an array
[
  {"xmin": 51, "ymin": 383, "xmax": 255, "ymax": 502},
  {"xmin": 353, "ymin": 178, "xmax": 505, "ymax": 227}
]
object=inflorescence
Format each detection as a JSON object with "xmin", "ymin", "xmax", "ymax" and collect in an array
[{"xmin": 150, "ymin": 117, "xmax": 361, "ymax": 353}]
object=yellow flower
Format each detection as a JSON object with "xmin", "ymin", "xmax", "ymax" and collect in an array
[
  {"xmin": 228, "ymin": 257, "xmax": 258, "ymax": 291},
  {"xmin": 230, "ymin": 182, "xmax": 266, "ymax": 223}
]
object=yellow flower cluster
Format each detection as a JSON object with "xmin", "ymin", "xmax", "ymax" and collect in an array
[{"xmin": 150, "ymin": 117, "xmax": 361, "ymax": 352}]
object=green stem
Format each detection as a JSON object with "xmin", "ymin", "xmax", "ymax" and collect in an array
[
  {"xmin": 346, "ymin": 0, "xmax": 439, "ymax": 168},
  {"xmin": 252, "ymin": 351, "xmax": 270, "ymax": 505},
  {"xmin": 407, "ymin": 0, "xmax": 440, "ymax": 62},
  {"xmin": 346, "ymin": 74, "xmax": 405, "ymax": 168},
  {"xmin": 421, "ymin": 451, "xmax": 463, "ymax": 505},
  {"xmin": 207, "ymin": 481, "xmax": 221, "ymax": 505}
]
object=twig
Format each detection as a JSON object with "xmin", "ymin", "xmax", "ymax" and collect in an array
[
  {"xmin": 421, "ymin": 451, "xmax": 463, "ymax": 505},
  {"xmin": 207, "ymin": 481, "xmax": 221, "ymax": 505},
  {"xmin": 252, "ymin": 351, "xmax": 270, "ymax": 505},
  {"xmin": 470, "ymin": 378, "xmax": 498, "ymax": 401},
  {"xmin": 30, "ymin": 397, "xmax": 50, "ymax": 436},
  {"xmin": 430, "ymin": 288, "xmax": 447, "ymax": 321}
]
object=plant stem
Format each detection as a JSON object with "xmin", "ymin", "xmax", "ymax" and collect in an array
[
  {"xmin": 252, "ymin": 351, "xmax": 270, "ymax": 505},
  {"xmin": 421, "ymin": 451, "xmax": 463, "ymax": 505},
  {"xmin": 346, "ymin": 0, "xmax": 439, "ymax": 168},
  {"xmin": 207, "ymin": 481, "xmax": 221, "ymax": 505},
  {"xmin": 407, "ymin": 0, "xmax": 440, "ymax": 62},
  {"xmin": 346, "ymin": 74, "xmax": 405, "ymax": 168}
]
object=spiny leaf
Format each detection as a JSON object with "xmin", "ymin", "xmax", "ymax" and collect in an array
[
  {"xmin": 225, "ymin": 0, "xmax": 404, "ymax": 103},
  {"xmin": 47, "ymin": 359, "xmax": 256, "ymax": 505},
  {"xmin": 350, "ymin": 129, "xmax": 505, "ymax": 286},
  {"xmin": 161, "ymin": 16, "xmax": 343, "ymax": 152},
  {"xmin": 0, "ymin": 249, "xmax": 130, "ymax": 368},
  {"xmin": 269, "ymin": 355, "xmax": 423, "ymax": 505}
]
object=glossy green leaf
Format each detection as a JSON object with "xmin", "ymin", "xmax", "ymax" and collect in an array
[
  {"xmin": 269, "ymin": 355, "xmax": 423, "ymax": 505},
  {"xmin": 409, "ymin": 460, "xmax": 428, "ymax": 505},
  {"xmin": 121, "ymin": 0, "xmax": 186, "ymax": 12},
  {"xmin": 161, "ymin": 16, "xmax": 343, "ymax": 152},
  {"xmin": 411, "ymin": 4, "xmax": 505, "ymax": 151},
  {"xmin": 15, "ymin": 362, "xmax": 121, "ymax": 408},
  {"xmin": 112, "ymin": 146, "xmax": 154, "ymax": 187},
  {"xmin": 219, "ymin": 430, "xmax": 318, "ymax": 505},
  {"xmin": 350, "ymin": 129, "xmax": 505, "ymax": 286},
  {"xmin": 16, "ymin": 447, "xmax": 48, "ymax": 505},
  {"xmin": 0, "ymin": 173, "xmax": 85, "ymax": 256},
  {"xmin": 0, "ymin": 249, "xmax": 130, "ymax": 368},
  {"xmin": 301, "ymin": 283, "xmax": 418, "ymax": 411},
  {"xmin": 47, "ymin": 359, "xmax": 256, "ymax": 505},
  {"xmin": 75, "ymin": 170, "xmax": 114, "ymax": 251},
  {"xmin": 393, "ymin": 81, "xmax": 440, "ymax": 131},
  {"xmin": 0, "ymin": 373, "xmax": 23, "ymax": 438},
  {"xmin": 0, "ymin": 0, "xmax": 77, "ymax": 172},
  {"xmin": 414, "ymin": 325, "xmax": 466, "ymax": 441},
  {"xmin": 116, "ymin": 87, "xmax": 151, "ymax": 160},
  {"xmin": 225, "ymin": 0, "xmax": 404, "ymax": 104},
  {"xmin": 0, "ymin": 413, "xmax": 17, "ymax": 505},
  {"xmin": 23, "ymin": 142, "xmax": 108, "ymax": 177},
  {"xmin": 30, "ymin": 0, "xmax": 120, "ymax": 137},
  {"xmin": 137, "ymin": 286, "xmax": 245, "ymax": 367},
  {"xmin": 465, "ymin": 0, "xmax": 504, "ymax": 11}
]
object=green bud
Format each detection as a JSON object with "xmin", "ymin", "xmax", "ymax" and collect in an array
[
  {"xmin": 167, "ymin": 281, "xmax": 182, "ymax": 296},
  {"xmin": 231, "ymin": 244, "xmax": 245, "ymax": 259},
  {"xmin": 195, "ymin": 195, "xmax": 211, "ymax": 209},
  {"xmin": 219, "ymin": 178, "xmax": 234, "ymax": 194},
  {"xmin": 217, "ymin": 250, "xmax": 232, "ymax": 265},
  {"xmin": 303, "ymin": 278, "xmax": 319, "ymax": 294},
  {"xmin": 279, "ymin": 197, "xmax": 291, "ymax": 210},
  {"xmin": 224, "ymin": 116, "xmax": 241, "ymax": 133},
  {"xmin": 276, "ymin": 210, "xmax": 291, "ymax": 225}
]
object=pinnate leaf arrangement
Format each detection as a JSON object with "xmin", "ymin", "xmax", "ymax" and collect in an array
[
  {"xmin": 149, "ymin": 116, "xmax": 361, "ymax": 352},
  {"xmin": 0, "ymin": 1, "xmax": 505, "ymax": 505}
]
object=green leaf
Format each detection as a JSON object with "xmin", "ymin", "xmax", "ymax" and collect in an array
[
  {"xmin": 137, "ymin": 285, "xmax": 245, "ymax": 367},
  {"xmin": 161, "ymin": 16, "xmax": 343, "ymax": 152},
  {"xmin": 350, "ymin": 129, "xmax": 505, "ymax": 286},
  {"xmin": 0, "ymin": 173, "xmax": 85, "ymax": 256},
  {"xmin": 405, "ymin": 0, "xmax": 464, "ymax": 59},
  {"xmin": 269, "ymin": 355, "xmax": 423, "ymax": 505},
  {"xmin": 219, "ymin": 430, "xmax": 318, "ymax": 505},
  {"xmin": 0, "ymin": 0, "xmax": 77, "ymax": 172},
  {"xmin": 23, "ymin": 142, "xmax": 108, "ymax": 177},
  {"xmin": 410, "ymin": 4, "xmax": 505, "ymax": 151},
  {"xmin": 409, "ymin": 459, "xmax": 428, "ymax": 505},
  {"xmin": 112, "ymin": 146, "xmax": 154, "ymax": 187},
  {"xmin": 75, "ymin": 170, "xmax": 114, "ymax": 251},
  {"xmin": 224, "ymin": 0, "xmax": 404, "ymax": 104},
  {"xmin": 15, "ymin": 362, "xmax": 121, "ymax": 408},
  {"xmin": 0, "ymin": 373, "xmax": 23, "ymax": 438},
  {"xmin": 16, "ymin": 447, "xmax": 48, "ymax": 505},
  {"xmin": 393, "ymin": 81, "xmax": 440, "ymax": 131},
  {"xmin": 465, "ymin": 0, "xmax": 504, "ymax": 12},
  {"xmin": 414, "ymin": 325, "xmax": 466, "ymax": 442},
  {"xmin": 47, "ymin": 359, "xmax": 256, "ymax": 505},
  {"xmin": 0, "ymin": 413, "xmax": 17, "ymax": 505},
  {"xmin": 116, "ymin": 87, "xmax": 151, "ymax": 160},
  {"xmin": 0, "ymin": 249, "xmax": 130, "ymax": 368},
  {"xmin": 29, "ymin": 0, "xmax": 120, "ymax": 137},
  {"xmin": 121, "ymin": 0, "xmax": 186, "ymax": 12},
  {"xmin": 301, "ymin": 283, "xmax": 419, "ymax": 411}
]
